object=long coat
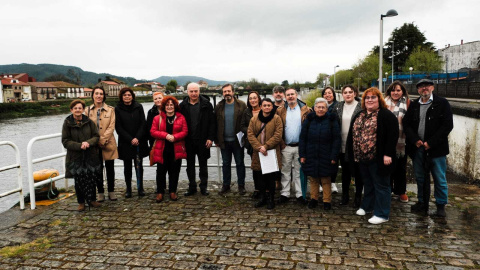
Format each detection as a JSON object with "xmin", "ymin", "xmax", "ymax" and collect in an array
[
  {"xmin": 299, "ymin": 112, "xmax": 341, "ymax": 178},
  {"xmin": 150, "ymin": 112, "xmax": 188, "ymax": 164},
  {"xmin": 247, "ymin": 113, "xmax": 283, "ymax": 171},
  {"xmin": 62, "ymin": 114, "xmax": 100, "ymax": 178},
  {"xmin": 86, "ymin": 103, "xmax": 119, "ymax": 160},
  {"xmin": 115, "ymin": 101, "xmax": 149, "ymax": 160},
  {"xmin": 146, "ymin": 104, "xmax": 160, "ymax": 149}
]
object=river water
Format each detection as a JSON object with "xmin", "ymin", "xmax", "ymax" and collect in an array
[{"xmin": 0, "ymin": 95, "xmax": 274, "ymax": 213}]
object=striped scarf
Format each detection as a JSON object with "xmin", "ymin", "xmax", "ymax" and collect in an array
[{"xmin": 385, "ymin": 96, "xmax": 408, "ymax": 157}]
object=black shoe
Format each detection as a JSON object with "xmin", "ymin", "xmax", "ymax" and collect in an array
[
  {"xmin": 184, "ymin": 189, "xmax": 197, "ymax": 196},
  {"xmin": 138, "ymin": 189, "xmax": 146, "ymax": 197},
  {"xmin": 266, "ymin": 192, "xmax": 275, "ymax": 210},
  {"xmin": 251, "ymin": 190, "xmax": 260, "ymax": 199},
  {"xmin": 324, "ymin": 202, "xmax": 332, "ymax": 210},
  {"xmin": 436, "ymin": 204, "xmax": 446, "ymax": 217},
  {"xmin": 255, "ymin": 193, "xmax": 267, "ymax": 208},
  {"xmin": 296, "ymin": 196, "xmax": 308, "ymax": 205},
  {"xmin": 200, "ymin": 189, "xmax": 209, "ymax": 196},
  {"xmin": 411, "ymin": 202, "xmax": 426, "ymax": 213},
  {"xmin": 353, "ymin": 196, "xmax": 362, "ymax": 208},
  {"xmin": 125, "ymin": 190, "xmax": 132, "ymax": 198},
  {"xmin": 277, "ymin": 195, "xmax": 289, "ymax": 204},
  {"xmin": 339, "ymin": 193, "xmax": 349, "ymax": 205},
  {"xmin": 308, "ymin": 199, "xmax": 318, "ymax": 209},
  {"xmin": 238, "ymin": 185, "xmax": 246, "ymax": 195},
  {"xmin": 218, "ymin": 185, "xmax": 230, "ymax": 195},
  {"xmin": 125, "ymin": 182, "xmax": 132, "ymax": 198}
]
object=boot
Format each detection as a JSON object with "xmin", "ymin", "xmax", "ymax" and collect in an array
[
  {"xmin": 353, "ymin": 195, "xmax": 362, "ymax": 208},
  {"xmin": 89, "ymin": 201, "xmax": 101, "ymax": 208},
  {"xmin": 137, "ymin": 181, "xmax": 145, "ymax": 196},
  {"xmin": 108, "ymin": 192, "xmax": 117, "ymax": 201},
  {"xmin": 323, "ymin": 202, "xmax": 332, "ymax": 210},
  {"xmin": 308, "ymin": 199, "xmax": 318, "ymax": 209},
  {"xmin": 97, "ymin": 193, "xmax": 105, "ymax": 202},
  {"xmin": 125, "ymin": 181, "xmax": 132, "ymax": 198},
  {"xmin": 251, "ymin": 190, "xmax": 260, "ymax": 199},
  {"xmin": 266, "ymin": 192, "xmax": 275, "ymax": 210},
  {"xmin": 255, "ymin": 192, "xmax": 267, "ymax": 208},
  {"xmin": 78, "ymin": 203, "xmax": 85, "ymax": 212},
  {"xmin": 436, "ymin": 204, "xmax": 446, "ymax": 217},
  {"xmin": 339, "ymin": 193, "xmax": 349, "ymax": 206}
]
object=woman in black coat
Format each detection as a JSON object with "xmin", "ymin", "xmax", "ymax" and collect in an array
[
  {"xmin": 300, "ymin": 98, "xmax": 341, "ymax": 210},
  {"xmin": 146, "ymin": 91, "xmax": 164, "ymax": 150},
  {"xmin": 115, "ymin": 88, "xmax": 149, "ymax": 198}
]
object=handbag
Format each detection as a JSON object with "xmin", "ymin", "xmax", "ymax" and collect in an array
[{"xmin": 149, "ymin": 115, "xmax": 162, "ymax": 166}]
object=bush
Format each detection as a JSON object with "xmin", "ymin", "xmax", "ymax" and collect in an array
[{"xmin": 303, "ymin": 90, "xmax": 322, "ymax": 107}]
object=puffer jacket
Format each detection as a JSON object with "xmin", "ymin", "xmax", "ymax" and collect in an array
[
  {"xmin": 299, "ymin": 112, "xmax": 341, "ymax": 177},
  {"xmin": 150, "ymin": 112, "xmax": 188, "ymax": 164},
  {"xmin": 61, "ymin": 114, "xmax": 100, "ymax": 178}
]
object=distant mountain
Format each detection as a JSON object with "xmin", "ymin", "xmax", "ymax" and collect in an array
[
  {"xmin": 153, "ymin": 76, "xmax": 229, "ymax": 86},
  {"xmin": 0, "ymin": 63, "xmax": 146, "ymax": 87}
]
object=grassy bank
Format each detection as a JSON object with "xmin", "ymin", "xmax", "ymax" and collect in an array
[{"xmin": 0, "ymin": 96, "xmax": 158, "ymax": 120}]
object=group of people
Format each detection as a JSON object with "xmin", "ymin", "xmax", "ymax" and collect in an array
[{"xmin": 61, "ymin": 79, "xmax": 453, "ymax": 224}]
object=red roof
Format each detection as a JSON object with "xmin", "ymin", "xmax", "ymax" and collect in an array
[
  {"xmin": 102, "ymin": 81, "xmax": 119, "ymax": 85},
  {"xmin": 1, "ymin": 79, "xmax": 30, "ymax": 86},
  {"xmin": 28, "ymin": 82, "xmax": 56, "ymax": 88},
  {"xmin": 84, "ymin": 88, "xmax": 93, "ymax": 92},
  {"xmin": 49, "ymin": 81, "xmax": 83, "ymax": 88}
]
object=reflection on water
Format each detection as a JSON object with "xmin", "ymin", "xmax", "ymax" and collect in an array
[{"xmin": 0, "ymin": 95, "xmax": 263, "ymax": 212}]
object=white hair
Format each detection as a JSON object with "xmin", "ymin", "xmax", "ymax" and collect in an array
[
  {"xmin": 187, "ymin": 82, "xmax": 200, "ymax": 91},
  {"xmin": 314, "ymin": 97, "xmax": 328, "ymax": 107}
]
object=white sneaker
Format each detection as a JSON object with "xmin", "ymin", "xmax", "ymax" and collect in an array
[
  {"xmin": 319, "ymin": 185, "xmax": 323, "ymax": 192},
  {"xmin": 368, "ymin": 216, "xmax": 389, "ymax": 224},
  {"xmin": 331, "ymin": 183, "xmax": 338, "ymax": 194},
  {"xmin": 356, "ymin": 208, "xmax": 366, "ymax": 216}
]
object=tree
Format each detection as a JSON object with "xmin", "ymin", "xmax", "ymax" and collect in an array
[
  {"xmin": 166, "ymin": 79, "xmax": 178, "ymax": 93},
  {"xmin": 332, "ymin": 70, "xmax": 354, "ymax": 88},
  {"xmin": 403, "ymin": 47, "xmax": 443, "ymax": 72},
  {"xmin": 315, "ymin": 73, "xmax": 329, "ymax": 87},
  {"xmin": 44, "ymin": 73, "xmax": 76, "ymax": 84},
  {"xmin": 373, "ymin": 23, "xmax": 435, "ymax": 72},
  {"xmin": 184, "ymin": 81, "xmax": 191, "ymax": 91},
  {"xmin": 66, "ymin": 68, "xmax": 82, "ymax": 85},
  {"xmin": 352, "ymin": 52, "xmax": 392, "ymax": 88},
  {"xmin": 281, "ymin": 80, "xmax": 289, "ymax": 87}
]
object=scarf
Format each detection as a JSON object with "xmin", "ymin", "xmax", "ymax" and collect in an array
[
  {"xmin": 385, "ymin": 96, "xmax": 408, "ymax": 157},
  {"xmin": 258, "ymin": 111, "xmax": 274, "ymax": 144}
]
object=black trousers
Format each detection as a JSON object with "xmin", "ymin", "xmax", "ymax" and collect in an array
[
  {"xmin": 339, "ymin": 153, "xmax": 363, "ymax": 198},
  {"xmin": 186, "ymin": 142, "xmax": 208, "ymax": 191},
  {"xmin": 75, "ymin": 176, "xmax": 96, "ymax": 204},
  {"xmin": 391, "ymin": 155, "xmax": 407, "ymax": 195},
  {"xmin": 156, "ymin": 159, "xmax": 182, "ymax": 194},
  {"xmin": 123, "ymin": 158, "xmax": 143, "ymax": 184},
  {"xmin": 97, "ymin": 149, "xmax": 115, "ymax": 193},
  {"xmin": 253, "ymin": 170, "xmax": 276, "ymax": 193}
]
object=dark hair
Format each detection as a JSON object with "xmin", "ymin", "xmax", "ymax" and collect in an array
[
  {"xmin": 221, "ymin": 83, "xmax": 234, "ymax": 92},
  {"xmin": 361, "ymin": 87, "xmax": 387, "ymax": 110},
  {"xmin": 160, "ymin": 96, "xmax": 180, "ymax": 113},
  {"xmin": 91, "ymin": 86, "xmax": 106, "ymax": 102},
  {"xmin": 119, "ymin": 87, "xmax": 135, "ymax": 102},
  {"xmin": 261, "ymin": 97, "xmax": 274, "ymax": 106},
  {"xmin": 247, "ymin": 91, "xmax": 261, "ymax": 109},
  {"xmin": 341, "ymin": 84, "xmax": 359, "ymax": 97},
  {"xmin": 69, "ymin": 99, "xmax": 86, "ymax": 109},
  {"xmin": 272, "ymin": 85, "xmax": 285, "ymax": 93},
  {"xmin": 322, "ymin": 87, "xmax": 336, "ymax": 102},
  {"xmin": 385, "ymin": 80, "xmax": 408, "ymax": 99}
]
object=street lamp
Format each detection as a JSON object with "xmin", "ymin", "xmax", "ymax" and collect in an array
[
  {"xmin": 409, "ymin": 67, "xmax": 413, "ymax": 83},
  {"xmin": 334, "ymin": 65, "xmax": 339, "ymax": 90},
  {"xmin": 391, "ymin": 39, "xmax": 394, "ymax": 84},
  {"xmin": 385, "ymin": 72, "xmax": 388, "ymax": 90},
  {"xmin": 379, "ymin": 9, "xmax": 398, "ymax": 92}
]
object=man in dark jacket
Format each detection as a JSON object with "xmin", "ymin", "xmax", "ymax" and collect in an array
[
  {"xmin": 215, "ymin": 83, "xmax": 247, "ymax": 195},
  {"xmin": 180, "ymin": 83, "xmax": 216, "ymax": 196},
  {"xmin": 403, "ymin": 79, "xmax": 453, "ymax": 217}
]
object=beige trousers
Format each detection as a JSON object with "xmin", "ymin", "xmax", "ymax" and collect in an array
[{"xmin": 309, "ymin": 176, "xmax": 332, "ymax": 202}]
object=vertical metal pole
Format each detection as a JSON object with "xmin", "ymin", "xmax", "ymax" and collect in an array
[
  {"xmin": 27, "ymin": 139, "xmax": 36, "ymax": 210},
  {"xmin": 392, "ymin": 40, "xmax": 394, "ymax": 84},
  {"xmin": 379, "ymin": 16, "xmax": 384, "ymax": 92},
  {"xmin": 15, "ymin": 143, "xmax": 24, "ymax": 210},
  {"xmin": 216, "ymin": 146, "xmax": 222, "ymax": 183}
]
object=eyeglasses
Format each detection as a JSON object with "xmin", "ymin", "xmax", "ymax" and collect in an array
[{"xmin": 364, "ymin": 96, "xmax": 378, "ymax": 100}]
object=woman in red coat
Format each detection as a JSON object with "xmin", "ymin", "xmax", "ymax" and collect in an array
[{"xmin": 150, "ymin": 96, "xmax": 188, "ymax": 203}]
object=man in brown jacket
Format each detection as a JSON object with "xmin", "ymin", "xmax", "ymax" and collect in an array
[
  {"xmin": 215, "ymin": 83, "xmax": 247, "ymax": 195},
  {"xmin": 276, "ymin": 88, "xmax": 311, "ymax": 204}
]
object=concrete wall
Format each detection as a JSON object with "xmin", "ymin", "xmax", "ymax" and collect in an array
[
  {"xmin": 438, "ymin": 41, "xmax": 480, "ymax": 72},
  {"xmin": 448, "ymin": 114, "xmax": 480, "ymax": 181}
]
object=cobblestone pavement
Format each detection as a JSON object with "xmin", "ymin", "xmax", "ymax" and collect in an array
[{"xmin": 0, "ymin": 180, "xmax": 479, "ymax": 269}]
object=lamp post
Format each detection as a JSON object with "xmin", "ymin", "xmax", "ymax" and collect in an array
[
  {"xmin": 391, "ymin": 39, "xmax": 394, "ymax": 84},
  {"xmin": 385, "ymin": 72, "xmax": 388, "ymax": 90},
  {"xmin": 379, "ymin": 9, "xmax": 398, "ymax": 92},
  {"xmin": 334, "ymin": 65, "xmax": 339, "ymax": 90},
  {"xmin": 409, "ymin": 67, "xmax": 413, "ymax": 83}
]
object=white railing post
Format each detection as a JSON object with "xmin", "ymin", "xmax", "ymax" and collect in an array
[{"xmin": 0, "ymin": 141, "xmax": 24, "ymax": 210}]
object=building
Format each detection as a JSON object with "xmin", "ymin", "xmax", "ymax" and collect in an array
[
  {"xmin": 1, "ymin": 78, "xmax": 31, "ymax": 102},
  {"xmin": 29, "ymin": 82, "xmax": 57, "ymax": 101},
  {"xmin": 198, "ymin": 80, "xmax": 208, "ymax": 89},
  {"xmin": 134, "ymin": 82, "xmax": 165, "ymax": 91},
  {"xmin": 49, "ymin": 81, "xmax": 84, "ymax": 98},
  {"xmin": 83, "ymin": 88, "xmax": 93, "ymax": 97},
  {"xmin": 0, "ymin": 73, "xmax": 37, "ymax": 83},
  {"xmin": 438, "ymin": 40, "xmax": 480, "ymax": 72},
  {"xmin": 94, "ymin": 80, "xmax": 127, "ymax": 98}
]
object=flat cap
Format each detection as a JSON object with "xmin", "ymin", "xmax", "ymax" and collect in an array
[{"xmin": 416, "ymin": 79, "xmax": 434, "ymax": 88}]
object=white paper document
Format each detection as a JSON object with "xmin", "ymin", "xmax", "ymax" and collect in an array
[
  {"xmin": 259, "ymin": 149, "xmax": 279, "ymax": 174},
  {"xmin": 236, "ymin": 131, "xmax": 245, "ymax": 147}
]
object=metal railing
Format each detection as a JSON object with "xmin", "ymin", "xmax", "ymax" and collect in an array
[
  {"xmin": 27, "ymin": 133, "xmax": 67, "ymax": 210},
  {"xmin": 0, "ymin": 141, "xmax": 24, "ymax": 210}
]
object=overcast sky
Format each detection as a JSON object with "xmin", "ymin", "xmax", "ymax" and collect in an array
[{"xmin": 1, "ymin": 0, "xmax": 478, "ymax": 83}]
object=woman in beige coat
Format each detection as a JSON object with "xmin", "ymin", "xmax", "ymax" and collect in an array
[
  {"xmin": 247, "ymin": 98, "xmax": 283, "ymax": 209},
  {"xmin": 87, "ymin": 86, "xmax": 119, "ymax": 201}
]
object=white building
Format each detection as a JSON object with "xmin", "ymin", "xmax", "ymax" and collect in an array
[{"xmin": 438, "ymin": 40, "xmax": 480, "ymax": 72}]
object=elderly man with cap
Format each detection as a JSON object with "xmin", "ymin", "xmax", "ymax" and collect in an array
[{"xmin": 403, "ymin": 79, "xmax": 453, "ymax": 217}]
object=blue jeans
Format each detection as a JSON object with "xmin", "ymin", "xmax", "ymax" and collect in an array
[
  {"xmin": 220, "ymin": 141, "xmax": 246, "ymax": 186},
  {"xmin": 413, "ymin": 147, "xmax": 448, "ymax": 205},
  {"xmin": 359, "ymin": 160, "xmax": 391, "ymax": 219}
]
